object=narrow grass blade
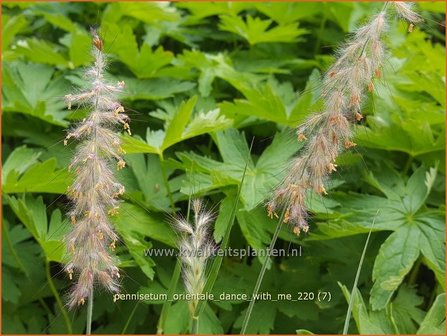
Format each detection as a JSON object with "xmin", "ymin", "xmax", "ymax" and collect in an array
[
  {"xmin": 194, "ymin": 138, "xmax": 253, "ymax": 321},
  {"xmin": 240, "ymin": 207, "xmax": 286, "ymax": 335},
  {"xmin": 342, "ymin": 210, "xmax": 379, "ymax": 335},
  {"xmin": 157, "ymin": 161, "xmax": 195, "ymax": 334}
]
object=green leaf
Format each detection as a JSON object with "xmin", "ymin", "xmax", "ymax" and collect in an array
[
  {"xmin": 112, "ymin": 202, "xmax": 176, "ymax": 247},
  {"xmin": 236, "ymin": 301, "xmax": 277, "ymax": 334},
  {"xmin": 114, "ymin": 220, "xmax": 156, "ymax": 279},
  {"xmin": 322, "ymin": 166, "xmax": 445, "ymax": 309},
  {"xmin": 124, "ymin": 96, "xmax": 231, "ymax": 155},
  {"xmin": 121, "ymin": 77, "xmax": 196, "ymax": 101},
  {"xmin": 163, "ymin": 96, "xmax": 198, "ymax": 149},
  {"xmin": 2, "ymin": 14, "xmax": 28, "ymax": 50},
  {"xmin": 371, "ymin": 220, "xmax": 438, "ymax": 311},
  {"xmin": 121, "ymin": 134, "xmax": 159, "ymax": 154},
  {"xmin": 218, "ymin": 14, "xmax": 307, "ymax": 45},
  {"xmin": 198, "ymin": 304, "xmax": 224, "ymax": 334},
  {"xmin": 339, "ymin": 283, "xmax": 392, "ymax": 334},
  {"xmin": 217, "ymin": 130, "xmax": 298, "ymax": 209},
  {"xmin": 32, "ymin": 11, "xmax": 91, "ymax": 67},
  {"xmin": 2, "ymin": 62, "xmax": 69, "ymax": 126},
  {"xmin": 177, "ymin": 2, "xmax": 250, "ymax": 20},
  {"xmin": 180, "ymin": 130, "xmax": 299, "ymax": 210},
  {"xmin": 64, "ymin": 31, "xmax": 92, "ymax": 67},
  {"xmin": 103, "ymin": 2, "xmax": 180, "ymax": 24},
  {"xmin": 389, "ymin": 285, "xmax": 425, "ymax": 334},
  {"xmin": 220, "ymin": 73, "xmax": 319, "ymax": 126},
  {"xmin": 417, "ymin": 293, "xmax": 446, "ymax": 334},
  {"xmin": 101, "ymin": 23, "xmax": 175, "ymax": 79},
  {"xmin": 2, "ymin": 269, "xmax": 22, "ymax": 304},
  {"xmin": 237, "ymin": 206, "xmax": 300, "ymax": 264},
  {"xmin": 124, "ymin": 153, "xmax": 172, "ymax": 211},
  {"xmin": 6, "ymin": 195, "xmax": 68, "ymax": 262},
  {"xmin": 355, "ymin": 116, "xmax": 444, "ymax": 159},
  {"xmin": 2, "ymin": 146, "xmax": 41, "ymax": 180},
  {"xmin": 403, "ymin": 165, "xmax": 437, "ymax": 212},
  {"xmin": 254, "ymin": 3, "xmax": 321, "ymax": 24},
  {"xmin": 213, "ymin": 195, "xmax": 234, "ymax": 243},
  {"xmin": 13, "ymin": 38, "xmax": 69, "ymax": 67},
  {"xmin": 164, "ymin": 301, "xmax": 189, "ymax": 334},
  {"xmin": 3, "ymin": 153, "xmax": 71, "ymax": 194}
]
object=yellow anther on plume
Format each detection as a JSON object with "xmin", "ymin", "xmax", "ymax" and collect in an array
[
  {"xmin": 344, "ymin": 140, "xmax": 357, "ymax": 149},
  {"xmin": 297, "ymin": 133, "xmax": 307, "ymax": 142},
  {"xmin": 283, "ymin": 208, "xmax": 290, "ymax": 223},
  {"xmin": 114, "ymin": 105, "xmax": 125, "ymax": 116},
  {"xmin": 317, "ymin": 185, "xmax": 328, "ymax": 195},
  {"xmin": 108, "ymin": 207, "xmax": 119, "ymax": 216},
  {"xmin": 355, "ymin": 112, "xmax": 363, "ymax": 121},
  {"xmin": 328, "ymin": 163, "xmax": 338, "ymax": 173},
  {"xmin": 123, "ymin": 122, "xmax": 131, "ymax": 135},
  {"xmin": 117, "ymin": 159, "xmax": 126, "ymax": 170},
  {"xmin": 110, "ymin": 240, "xmax": 116, "ymax": 251}
]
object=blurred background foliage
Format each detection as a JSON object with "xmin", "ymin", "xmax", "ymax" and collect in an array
[{"xmin": 2, "ymin": 1, "xmax": 446, "ymax": 334}]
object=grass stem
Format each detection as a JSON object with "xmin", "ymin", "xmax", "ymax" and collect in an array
[
  {"xmin": 121, "ymin": 302, "xmax": 139, "ymax": 334},
  {"xmin": 156, "ymin": 259, "xmax": 182, "ymax": 334},
  {"xmin": 191, "ymin": 316, "xmax": 199, "ymax": 334},
  {"xmin": 159, "ymin": 153, "xmax": 176, "ymax": 212},
  {"xmin": 342, "ymin": 211, "xmax": 378, "ymax": 334},
  {"xmin": 195, "ymin": 138, "xmax": 253, "ymax": 319},
  {"xmin": 86, "ymin": 287, "xmax": 94, "ymax": 335},
  {"xmin": 45, "ymin": 260, "xmax": 73, "ymax": 334},
  {"xmin": 240, "ymin": 207, "xmax": 286, "ymax": 335}
]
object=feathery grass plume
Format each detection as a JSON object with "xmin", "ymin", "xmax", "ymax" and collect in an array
[
  {"xmin": 266, "ymin": 2, "xmax": 421, "ymax": 236},
  {"xmin": 175, "ymin": 199, "xmax": 215, "ymax": 322},
  {"xmin": 63, "ymin": 28, "xmax": 130, "ymax": 308}
]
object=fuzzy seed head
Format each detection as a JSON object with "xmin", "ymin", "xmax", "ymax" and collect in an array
[
  {"xmin": 268, "ymin": 3, "xmax": 420, "ymax": 233},
  {"xmin": 176, "ymin": 200, "xmax": 216, "ymax": 315},
  {"xmin": 63, "ymin": 30, "xmax": 129, "ymax": 308},
  {"xmin": 393, "ymin": 2, "xmax": 422, "ymax": 24}
]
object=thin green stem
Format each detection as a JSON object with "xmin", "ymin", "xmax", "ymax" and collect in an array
[
  {"xmin": 4, "ymin": 223, "xmax": 52, "ymax": 316},
  {"xmin": 195, "ymin": 139, "xmax": 253, "ymax": 319},
  {"xmin": 86, "ymin": 287, "xmax": 94, "ymax": 335},
  {"xmin": 403, "ymin": 155, "xmax": 414, "ymax": 175},
  {"xmin": 240, "ymin": 207, "xmax": 286, "ymax": 335},
  {"xmin": 343, "ymin": 211, "xmax": 378, "ymax": 335},
  {"xmin": 45, "ymin": 260, "xmax": 73, "ymax": 334},
  {"xmin": 159, "ymin": 153, "xmax": 176, "ymax": 211},
  {"xmin": 157, "ymin": 164, "xmax": 196, "ymax": 334},
  {"xmin": 122, "ymin": 302, "xmax": 139, "ymax": 334},
  {"xmin": 156, "ymin": 259, "xmax": 182, "ymax": 334},
  {"xmin": 3, "ymin": 223, "xmax": 29, "ymax": 277},
  {"xmin": 191, "ymin": 315, "xmax": 199, "ymax": 334},
  {"xmin": 408, "ymin": 258, "xmax": 421, "ymax": 285}
]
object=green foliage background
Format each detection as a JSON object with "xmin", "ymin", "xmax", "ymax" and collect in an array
[{"xmin": 2, "ymin": 1, "xmax": 446, "ymax": 334}]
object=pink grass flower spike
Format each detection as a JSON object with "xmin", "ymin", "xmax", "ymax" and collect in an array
[
  {"xmin": 63, "ymin": 29, "xmax": 129, "ymax": 308},
  {"xmin": 267, "ymin": 2, "xmax": 421, "ymax": 236}
]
